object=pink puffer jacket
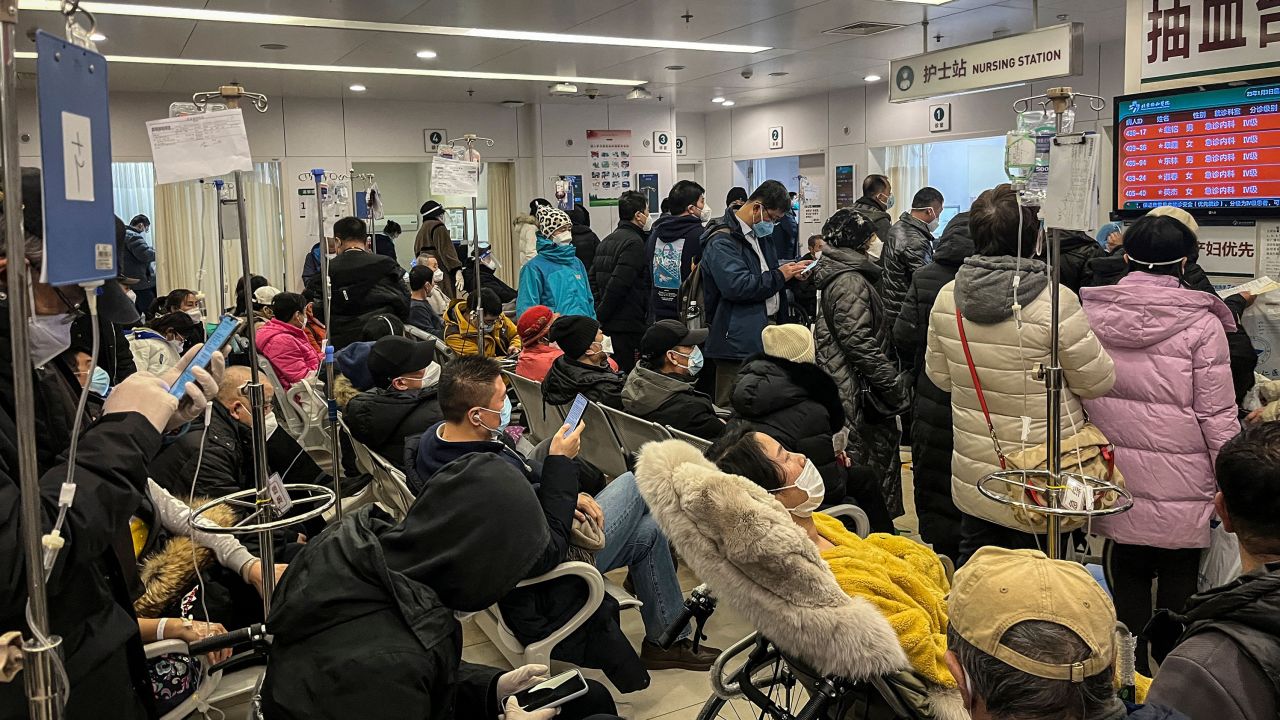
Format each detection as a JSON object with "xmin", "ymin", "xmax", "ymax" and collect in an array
[
  {"xmin": 1081, "ymin": 272, "xmax": 1240, "ymax": 549},
  {"xmin": 256, "ymin": 317, "xmax": 321, "ymax": 389}
]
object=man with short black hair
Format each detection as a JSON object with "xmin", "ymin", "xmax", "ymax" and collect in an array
[
  {"xmin": 623, "ymin": 320, "xmax": 723, "ymax": 440},
  {"xmin": 372, "ymin": 219, "xmax": 401, "ymax": 262},
  {"xmin": 407, "ymin": 264, "xmax": 445, "ymax": 337},
  {"xmin": 947, "ymin": 547, "xmax": 1185, "ymax": 720},
  {"xmin": 123, "ymin": 213, "xmax": 157, "ymax": 314},
  {"xmin": 853, "ymin": 174, "xmax": 894, "ymax": 252},
  {"xmin": 882, "ymin": 186, "xmax": 944, "ymax": 332},
  {"xmin": 701, "ymin": 180, "xmax": 809, "ymax": 405},
  {"xmin": 1147, "ymin": 422, "xmax": 1280, "ymax": 720},
  {"xmin": 721, "ymin": 186, "xmax": 748, "ymax": 225},
  {"xmin": 305, "ymin": 216, "xmax": 410, "ymax": 350},
  {"xmin": 590, "ymin": 190, "xmax": 650, "ymax": 372},
  {"xmin": 648, "ymin": 181, "xmax": 707, "ymax": 322},
  {"xmin": 346, "ymin": 335, "xmax": 442, "ymax": 469}
]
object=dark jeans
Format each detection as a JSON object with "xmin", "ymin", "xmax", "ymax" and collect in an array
[
  {"xmin": 609, "ymin": 331, "xmax": 643, "ymax": 374},
  {"xmin": 1104, "ymin": 541, "xmax": 1200, "ymax": 675},
  {"xmin": 957, "ymin": 512, "xmax": 1066, "ymax": 568}
]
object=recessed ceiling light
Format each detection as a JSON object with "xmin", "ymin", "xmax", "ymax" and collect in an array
[
  {"xmin": 17, "ymin": 1, "xmax": 771, "ymax": 53},
  {"xmin": 416, "ymin": 49, "xmax": 438, "ymax": 59},
  {"xmin": 711, "ymin": 96, "xmax": 725, "ymax": 103},
  {"xmin": 769, "ymin": 71, "xmax": 789, "ymax": 77},
  {"xmin": 12, "ymin": 51, "xmax": 645, "ymax": 86},
  {"xmin": 260, "ymin": 43, "xmax": 288, "ymax": 50},
  {"xmin": 721, "ymin": 100, "xmax": 735, "ymax": 106},
  {"xmin": 665, "ymin": 65, "xmax": 685, "ymax": 71},
  {"xmin": 349, "ymin": 83, "xmax": 366, "ymax": 92},
  {"xmin": 864, "ymin": 74, "xmax": 882, "ymax": 82},
  {"xmin": 89, "ymin": 32, "xmax": 107, "ymax": 42}
]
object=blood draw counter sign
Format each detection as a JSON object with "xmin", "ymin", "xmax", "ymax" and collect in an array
[{"xmin": 1117, "ymin": 81, "xmax": 1280, "ymax": 212}]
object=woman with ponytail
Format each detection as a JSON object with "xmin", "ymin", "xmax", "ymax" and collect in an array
[{"xmin": 1080, "ymin": 213, "xmax": 1240, "ymax": 674}]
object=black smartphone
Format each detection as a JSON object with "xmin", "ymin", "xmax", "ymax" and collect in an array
[{"xmin": 512, "ymin": 670, "xmax": 589, "ymax": 712}]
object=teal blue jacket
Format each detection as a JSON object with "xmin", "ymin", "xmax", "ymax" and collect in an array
[{"xmin": 517, "ymin": 237, "xmax": 596, "ymax": 319}]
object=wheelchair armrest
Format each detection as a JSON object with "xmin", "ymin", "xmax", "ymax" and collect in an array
[
  {"xmin": 823, "ymin": 504, "xmax": 870, "ymax": 539},
  {"xmin": 144, "ymin": 639, "xmax": 191, "ymax": 660}
]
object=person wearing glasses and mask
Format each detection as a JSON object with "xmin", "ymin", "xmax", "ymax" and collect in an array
[
  {"xmin": 622, "ymin": 319, "xmax": 724, "ymax": 441},
  {"xmin": 700, "ymin": 180, "xmax": 810, "ymax": 406},
  {"xmin": 881, "ymin": 187, "xmax": 944, "ymax": 334},
  {"xmin": 346, "ymin": 335, "xmax": 442, "ymax": 471},
  {"xmin": 853, "ymin": 174, "xmax": 894, "ymax": 258}
]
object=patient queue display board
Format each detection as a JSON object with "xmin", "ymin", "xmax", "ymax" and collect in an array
[{"xmin": 1116, "ymin": 78, "xmax": 1280, "ymax": 217}]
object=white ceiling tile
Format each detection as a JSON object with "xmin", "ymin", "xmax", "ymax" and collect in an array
[
  {"xmin": 205, "ymin": 0, "xmax": 430, "ymax": 22},
  {"xmin": 398, "ymin": 0, "xmax": 636, "ymax": 33}
]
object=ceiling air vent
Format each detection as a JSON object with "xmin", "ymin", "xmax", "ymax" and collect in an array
[{"xmin": 823, "ymin": 21, "xmax": 905, "ymax": 37}]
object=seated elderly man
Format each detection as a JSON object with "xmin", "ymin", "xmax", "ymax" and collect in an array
[
  {"xmin": 346, "ymin": 335, "xmax": 442, "ymax": 470},
  {"xmin": 947, "ymin": 547, "xmax": 1186, "ymax": 720}
]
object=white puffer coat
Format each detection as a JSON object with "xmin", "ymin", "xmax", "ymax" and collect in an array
[{"xmin": 925, "ymin": 256, "xmax": 1115, "ymax": 531}]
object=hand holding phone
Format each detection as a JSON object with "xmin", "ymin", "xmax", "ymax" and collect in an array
[
  {"xmin": 168, "ymin": 315, "xmax": 243, "ymax": 400},
  {"xmin": 562, "ymin": 394, "xmax": 588, "ymax": 438},
  {"xmin": 511, "ymin": 669, "xmax": 589, "ymax": 712}
]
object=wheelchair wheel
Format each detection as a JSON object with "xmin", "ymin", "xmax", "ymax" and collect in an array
[{"xmin": 696, "ymin": 656, "xmax": 810, "ymax": 720}]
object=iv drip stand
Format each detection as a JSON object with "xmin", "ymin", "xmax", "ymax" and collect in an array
[
  {"xmin": 448, "ymin": 134, "xmax": 494, "ymax": 356},
  {"xmin": 212, "ymin": 179, "xmax": 229, "ymax": 313},
  {"xmin": 312, "ymin": 168, "xmax": 344, "ymax": 521},
  {"xmin": 350, "ymin": 170, "xmax": 376, "ymax": 251}
]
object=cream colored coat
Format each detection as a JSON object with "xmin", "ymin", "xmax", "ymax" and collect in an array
[{"xmin": 925, "ymin": 271, "xmax": 1115, "ymax": 531}]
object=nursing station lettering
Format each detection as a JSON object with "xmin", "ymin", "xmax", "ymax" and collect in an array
[{"xmin": 890, "ymin": 23, "xmax": 1082, "ymax": 103}]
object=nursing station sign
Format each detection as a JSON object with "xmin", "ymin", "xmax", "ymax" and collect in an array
[{"xmin": 889, "ymin": 23, "xmax": 1083, "ymax": 103}]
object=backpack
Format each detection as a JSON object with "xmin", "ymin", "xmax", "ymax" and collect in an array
[{"xmin": 680, "ymin": 226, "xmax": 730, "ymax": 332}]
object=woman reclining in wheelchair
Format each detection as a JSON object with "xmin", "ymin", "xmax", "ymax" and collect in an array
[{"xmin": 636, "ymin": 421, "xmax": 967, "ymax": 720}]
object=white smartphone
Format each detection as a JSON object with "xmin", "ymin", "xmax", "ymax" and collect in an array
[{"xmin": 513, "ymin": 670, "xmax": 590, "ymax": 712}]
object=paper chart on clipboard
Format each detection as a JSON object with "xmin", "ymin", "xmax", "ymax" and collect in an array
[{"xmin": 1041, "ymin": 134, "xmax": 1100, "ymax": 233}]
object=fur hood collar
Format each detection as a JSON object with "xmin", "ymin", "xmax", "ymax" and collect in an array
[{"xmin": 636, "ymin": 440, "xmax": 909, "ymax": 679}]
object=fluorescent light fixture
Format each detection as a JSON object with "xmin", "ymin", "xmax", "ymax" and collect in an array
[
  {"xmin": 349, "ymin": 83, "xmax": 366, "ymax": 92},
  {"xmin": 18, "ymin": 1, "xmax": 771, "ymax": 53},
  {"xmin": 12, "ymin": 51, "xmax": 644, "ymax": 86},
  {"xmin": 415, "ymin": 50, "xmax": 437, "ymax": 59},
  {"xmin": 711, "ymin": 96, "xmax": 725, "ymax": 103},
  {"xmin": 863, "ymin": 74, "xmax": 882, "ymax": 82},
  {"xmin": 89, "ymin": 32, "xmax": 107, "ymax": 42},
  {"xmin": 721, "ymin": 100, "xmax": 735, "ymax": 107}
]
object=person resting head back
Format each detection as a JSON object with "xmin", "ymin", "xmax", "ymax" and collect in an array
[
  {"xmin": 367, "ymin": 334, "xmax": 437, "ymax": 392},
  {"xmin": 709, "ymin": 421, "xmax": 825, "ymax": 523},
  {"xmin": 548, "ymin": 315, "xmax": 607, "ymax": 367}
]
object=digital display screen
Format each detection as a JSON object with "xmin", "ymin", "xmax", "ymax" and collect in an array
[{"xmin": 1115, "ymin": 78, "xmax": 1280, "ymax": 217}]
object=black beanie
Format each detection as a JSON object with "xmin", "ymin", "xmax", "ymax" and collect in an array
[
  {"xmin": 1124, "ymin": 214, "xmax": 1197, "ymax": 269},
  {"xmin": 548, "ymin": 315, "xmax": 599, "ymax": 359}
]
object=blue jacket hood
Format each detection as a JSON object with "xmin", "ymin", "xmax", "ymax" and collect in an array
[
  {"xmin": 536, "ymin": 236, "xmax": 580, "ymax": 263},
  {"xmin": 336, "ymin": 341, "xmax": 376, "ymax": 391}
]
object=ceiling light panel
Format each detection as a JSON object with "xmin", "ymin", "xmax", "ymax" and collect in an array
[
  {"xmin": 12, "ymin": 51, "xmax": 645, "ymax": 86},
  {"xmin": 18, "ymin": 1, "xmax": 771, "ymax": 53}
]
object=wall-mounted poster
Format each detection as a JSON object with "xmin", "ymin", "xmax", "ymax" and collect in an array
[
  {"xmin": 551, "ymin": 175, "xmax": 584, "ymax": 211},
  {"xmin": 835, "ymin": 165, "xmax": 856, "ymax": 209},
  {"xmin": 638, "ymin": 173, "xmax": 660, "ymax": 213},
  {"xmin": 587, "ymin": 129, "xmax": 633, "ymax": 207}
]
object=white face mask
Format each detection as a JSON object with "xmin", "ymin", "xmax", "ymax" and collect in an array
[
  {"xmin": 552, "ymin": 230, "xmax": 574, "ymax": 245},
  {"xmin": 433, "ymin": 268, "xmax": 445, "ymax": 283},
  {"xmin": 186, "ymin": 308, "xmax": 204, "ymax": 325},
  {"xmin": 325, "ymin": 253, "xmax": 338, "ymax": 260},
  {"xmin": 699, "ymin": 203, "xmax": 714, "ymax": 223},
  {"xmin": 914, "ymin": 207, "xmax": 940, "ymax": 233},
  {"xmin": 769, "ymin": 459, "xmax": 825, "ymax": 517},
  {"xmin": 167, "ymin": 338, "xmax": 185, "ymax": 354},
  {"xmin": 263, "ymin": 412, "xmax": 279, "ymax": 439},
  {"xmin": 29, "ymin": 313, "xmax": 73, "ymax": 368},
  {"xmin": 641, "ymin": 213, "xmax": 653, "ymax": 231},
  {"xmin": 866, "ymin": 236, "xmax": 884, "ymax": 260}
]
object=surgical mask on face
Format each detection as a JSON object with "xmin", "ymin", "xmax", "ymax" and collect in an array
[
  {"xmin": 641, "ymin": 213, "xmax": 653, "ymax": 231},
  {"xmin": 792, "ymin": 199, "xmax": 801, "ymax": 213},
  {"xmin": 914, "ymin": 207, "xmax": 940, "ymax": 233},
  {"xmin": 433, "ymin": 268, "xmax": 445, "ymax": 284},
  {"xmin": 552, "ymin": 230, "xmax": 574, "ymax": 245},
  {"xmin": 88, "ymin": 366, "xmax": 111, "ymax": 397},
  {"xmin": 325, "ymin": 253, "xmax": 338, "ymax": 260},
  {"xmin": 699, "ymin": 203, "xmax": 714, "ymax": 223},
  {"xmin": 263, "ymin": 412, "xmax": 279, "ymax": 439},
  {"xmin": 882, "ymin": 193, "xmax": 896, "ymax": 209},
  {"xmin": 866, "ymin": 237, "xmax": 885, "ymax": 260},
  {"xmin": 168, "ymin": 338, "xmax": 185, "ymax": 354},
  {"xmin": 671, "ymin": 346, "xmax": 704, "ymax": 376},
  {"xmin": 769, "ymin": 459, "xmax": 825, "ymax": 517},
  {"xmin": 481, "ymin": 322, "xmax": 496, "ymax": 333},
  {"xmin": 751, "ymin": 206, "xmax": 775, "ymax": 238},
  {"xmin": 28, "ymin": 313, "xmax": 73, "ymax": 368},
  {"xmin": 186, "ymin": 308, "xmax": 204, "ymax": 325},
  {"xmin": 475, "ymin": 396, "xmax": 513, "ymax": 437}
]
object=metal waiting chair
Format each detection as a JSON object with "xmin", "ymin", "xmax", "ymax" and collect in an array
[
  {"xmin": 667, "ymin": 426, "xmax": 713, "ymax": 454},
  {"xmin": 577, "ymin": 402, "xmax": 629, "ymax": 480},
  {"xmin": 600, "ymin": 405, "xmax": 672, "ymax": 460},
  {"xmin": 339, "ymin": 418, "xmax": 415, "ymax": 521},
  {"xmin": 505, "ymin": 371, "xmax": 565, "ymax": 443}
]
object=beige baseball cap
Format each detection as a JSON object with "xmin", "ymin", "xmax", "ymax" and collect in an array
[
  {"xmin": 1145, "ymin": 205, "xmax": 1200, "ymax": 235},
  {"xmin": 948, "ymin": 547, "xmax": 1115, "ymax": 684}
]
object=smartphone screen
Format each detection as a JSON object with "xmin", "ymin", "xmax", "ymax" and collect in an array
[
  {"xmin": 562, "ymin": 393, "xmax": 588, "ymax": 438},
  {"xmin": 513, "ymin": 670, "xmax": 589, "ymax": 712},
  {"xmin": 803, "ymin": 258, "xmax": 820, "ymax": 274},
  {"xmin": 168, "ymin": 315, "xmax": 243, "ymax": 399}
]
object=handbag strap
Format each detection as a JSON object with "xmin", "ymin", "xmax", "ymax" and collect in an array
[{"xmin": 955, "ymin": 308, "xmax": 1007, "ymax": 470}]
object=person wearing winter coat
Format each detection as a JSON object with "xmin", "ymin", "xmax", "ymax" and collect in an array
[
  {"xmin": 305, "ymin": 217, "xmax": 410, "ymax": 351},
  {"xmin": 542, "ymin": 315, "xmax": 625, "ymax": 409},
  {"xmin": 813, "ymin": 208, "xmax": 904, "ymax": 522},
  {"xmin": 1057, "ymin": 229, "xmax": 1108, "ymax": 295},
  {"xmin": 514, "ymin": 213, "xmax": 539, "ymax": 267},
  {"xmin": 256, "ymin": 292, "xmax": 322, "ymax": 389},
  {"xmin": 443, "ymin": 289, "xmax": 521, "ymax": 358},
  {"xmin": 301, "ymin": 237, "xmax": 338, "ymax": 289},
  {"xmin": 647, "ymin": 181, "xmax": 707, "ymax": 322},
  {"xmin": 853, "ymin": 174, "xmax": 894, "ymax": 253},
  {"xmin": 881, "ymin": 187, "xmax": 943, "ymax": 333},
  {"xmin": 925, "ymin": 184, "xmax": 1115, "ymax": 564},
  {"xmin": 701, "ymin": 180, "xmax": 809, "ymax": 405},
  {"xmin": 590, "ymin": 191, "xmax": 650, "ymax": 372},
  {"xmin": 514, "ymin": 305, "xmax": 562, "ymax": 382},
  {"xmin": 129, "ymin": 311, "xmax": 196, "ymax": 375},
  {"xmin": 518, "ymin": 206, "xmax": 597, "ymax": 319},
  {"xmin": 1146, "ymin": 422, "xmax": 1280, "ymax": 720},
  {"xmin": 414, "ymin": 200, "xmax": 463, "ymax": 299},
  {"xmin": 459, "ymin": 244, "xmax": 518, "ymax": 305},
  {"xmin": 333, "ymin": 314, "xmax": 405, "ymax": 408},
  {"xmin": 346, "ymin": 336, "xmax": 442, "ymax": 470},
  {"xmin": 1080, "ymin": 214, "xmax": 1240, "ymax": 674},
  {"xmin": 260, "ymin": 452, "xmax": 622, "ymax": 720},
  {"xmin": 407, "ymin": 265, "xmax": 446, "ymax": 338},
  {"xmin": 622, "ymin": 320, "xmax": 723, "ymax": 441},
  {"xmin": 568, "ymin": 204, "xmax": 600, "ymax": 271},
  {"xmin": 721, "ymin": 186, "xmax": 748, "ymax": 225},
  {"xmin": 892, "ymin": 213, "xmax": 973, "ymax": 564},
  {"xmin": 121, "ymin": 215, "xmax": 157, "ymax": 314}
]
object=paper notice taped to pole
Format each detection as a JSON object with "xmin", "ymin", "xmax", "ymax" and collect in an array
[
  {"xmin": 146, "ymin": 109, "xmax": 253, "ymax": 185},
  {"xmin": 430, "ymin": 155, "xmax": 480, "ymax": 197}
]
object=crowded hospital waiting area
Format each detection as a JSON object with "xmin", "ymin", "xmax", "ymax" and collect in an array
[{"xmin": 5, "ymin": 0, "xmax": 1280, "ymax": 718}]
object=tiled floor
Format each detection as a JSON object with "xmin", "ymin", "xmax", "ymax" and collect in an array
[{"xmin": 462, "ymin": 458, "xmax": 923, "ymax": 720}]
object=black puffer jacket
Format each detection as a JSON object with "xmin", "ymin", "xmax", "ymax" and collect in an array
[
  {"xmin": 346, "ymin": 386, "xmax": 443, "ymax": 470},
  {"xmin": 891, "ymin": 213, "xmax": 973, "ymax": 562},
  {"xmin": 730, "ymin": 355, "xmax": 848, "ymax": 501},
  {"xmin": 813, "ymin": 246, "xmax": 906, "ymax": 517},
  {"xmin": 541, "ymin": 356, "xmax": 625, "ymax": 409},
  {"xmin": 590, "ymin": 222, "xmax": 649, "ymax": 334},
  {"xmin": 460, "ymin": 263, "xmax": 517, "ymax": 305},
  {"xmin": 1057, "ymin": 231, "xmax": 1107, "ymax": 295},
  {"xmin": 572, "ymin": 225, "xmax": 600, "ymax": 272},
  {"xmin": 853, "ymin": 197, "xmax": 892, "ymax": 245},
  {"xmin": 621, "ymin": 364, "xmax": 724, "ymax": 441},
  {"xmin": 881, "ymin": 213, "xmax": 936, "ymax": 332},
  {"xmin": 305, "ymin": 249, "xmax": 410, "ymax": 350}
]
